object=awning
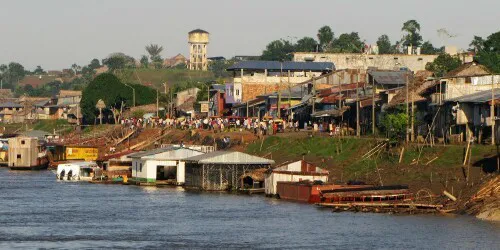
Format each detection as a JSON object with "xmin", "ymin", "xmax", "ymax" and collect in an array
[{"xmin": 311, "ymin": 108, "xmax": 348, "ymax": 118}]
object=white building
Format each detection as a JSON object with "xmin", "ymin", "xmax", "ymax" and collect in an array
[
  {"xmin": 265, "ymin": 160, "xmax": 329, "ymax": 195},
  {"xmin": 130, "ymin": 146, "xmax": 205, "ymax": 185}
]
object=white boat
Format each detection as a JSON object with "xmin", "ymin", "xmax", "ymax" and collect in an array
[{"xmin": 56, "ymin": 162, "xmax": 100, "ymax": 181}]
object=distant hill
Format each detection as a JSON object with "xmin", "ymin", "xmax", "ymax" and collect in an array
[{"xmin": 119, "ymin": 68, "xmax": 216, "ymax": 89}]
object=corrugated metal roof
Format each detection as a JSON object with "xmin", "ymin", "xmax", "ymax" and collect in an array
[
  {"xmin": 143, "ymin": 148, "xmax": 205, "ymax": 161},
  {"xmin": 0, "ymin": 102, "xmax": 22, "ymax": 108},
  {"xmin": 128, "ymin": 146, "xmax": 177, "ymax": 158},
  {"xmin": 370, "ymin": 71, "xmax": 407, "ymax": 85},
  {"xmin": 185, "ymin": 151, "xmax": 274, "ymax": 165},
  {"xmin": 446, "ymin": 88, "xmax": 500, "ymax": 103},
  {"xmin": 227, "ymin": 61, "xmax": 334, "ymax": 72}
]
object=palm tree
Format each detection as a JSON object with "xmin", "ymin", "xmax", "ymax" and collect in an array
[{"xmin": 145, "ymin": 44, "xmax": 164, "ymax": 61}]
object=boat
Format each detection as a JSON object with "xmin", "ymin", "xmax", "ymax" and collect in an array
[
  {"xmin": 56, "ymin": 162, "xmax": 100, "ymax": 181},
  {"xmin": 7, "ymin": 137, "xmax": 49, "ymax": 170}
]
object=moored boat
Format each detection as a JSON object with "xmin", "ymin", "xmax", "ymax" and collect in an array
[
  {"xmin": 56, "ymin": 162, "xmax": 100, "ymax": 181},
  {"xmin": 7, "ymin": 137, "xmax": 49, "ymax": 170}
]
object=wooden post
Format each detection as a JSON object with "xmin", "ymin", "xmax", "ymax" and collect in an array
[
  {"xmin": 356, "ymin": 70, "xmax": 360, "ymax": 137},
  {"xmin": 371, "ymin": 73, "xmax": 375, "ymax": 135},
  {"xmin": 491, "ymin": 74, "xmax": 496, "ymax": 145},
  {"xmin": 406, "ymin": 72, "xmax": 409, "ymax": 143}
]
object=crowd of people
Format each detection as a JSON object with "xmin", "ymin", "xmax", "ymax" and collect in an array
[{"xmin": 120, "ymin": 116, "xmax": 352, "ymax": 137}]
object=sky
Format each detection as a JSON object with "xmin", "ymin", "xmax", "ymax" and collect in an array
[{"xmin": 0, "ymin": 0, "xmax": 498, "ymax": 70}]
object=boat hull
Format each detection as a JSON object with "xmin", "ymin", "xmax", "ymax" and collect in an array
[{"xmin": 9, "ymin": 157, "xmax": 49, "ymax": 171}]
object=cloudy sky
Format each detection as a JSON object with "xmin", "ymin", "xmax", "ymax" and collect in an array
[{"xmin": 0, "ymin": 0, "xmax": 498, "ymax": 70}]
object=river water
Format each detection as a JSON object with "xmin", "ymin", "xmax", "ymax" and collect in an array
[{"xmin": 0, "ymin": 168, "xmax": 498, "ymax": 249}]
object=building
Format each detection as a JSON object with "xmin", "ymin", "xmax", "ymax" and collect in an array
[
  {"xmin": 293, "ymin": 52, "xmax": 441, "ymax": 72},
  {"xmin": 226, "ymin": 61, "xmax": 335, "ymax": 103},
  {"xmin": 163, "ymin": 54, "xmax": 188, "ymax": 68},
  {"xmin": 188, "ymin": 29, "xmax": 209, "ymax": 71},
  {"xmin": 209, "ymin": 84, "xmax": 227, "ymax": 116},
  {"xmin": 184, "ymin": 151, "xmax": 274, "ymax": 191},
  {"xmin": 264, "ymin": 160, "xmax": 329, "ymax": 195},
  {"xmin": 130, "ymin": 146, "xmax": 205, "ymax": 185},
  {"xmin": 0, "ymin": 102, "xmax": 23, "ymax": 123}
]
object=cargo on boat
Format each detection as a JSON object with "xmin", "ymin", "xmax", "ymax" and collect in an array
[
  {"xmin": 319, "ymin": 185, "xmax": 413, "ymax": 203},
  {"xmin": 7, "ymin": 137, "xmax": 48, "ymax": 170},
  {"xmin": 276, "ymin": 181, "xmax": 374, "ymax": 203}
]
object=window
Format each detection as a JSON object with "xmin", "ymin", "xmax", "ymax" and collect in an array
[
  {"xmin": 236, "ymin": 89, "xmax": 240, "ymax": 96},
  {"xmin": 140, "ymin": 163, "xmax": 143, "ymax": 172},
  {"xmin": 17, "ymin": 154, "xmax": 21, "ymax": 159},
  {"xmin": 21, "ymin": 140, "xmax": 25, "ymax": 145}
]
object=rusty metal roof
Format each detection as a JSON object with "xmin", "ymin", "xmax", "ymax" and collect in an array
[
  {"xmin": 185, "ymin": 151, "xmax": 274, "ymax": 165},
  {"xmin": 370, "ymin": 71, "xmax": 408, "ymax": 85}
]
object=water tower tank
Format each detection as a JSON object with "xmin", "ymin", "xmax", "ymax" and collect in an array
[
  {"xmin": 188, "ymin": 29, "xmax": 209, "ymax": 44},
  {"xmin": 188, "ymin": 29, "xmax": 209, "ymax": 71}
]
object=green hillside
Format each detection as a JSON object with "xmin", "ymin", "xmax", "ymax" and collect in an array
[{"xmin": 118, "ymin": 68, "xmax": 216, "ymax": 89}]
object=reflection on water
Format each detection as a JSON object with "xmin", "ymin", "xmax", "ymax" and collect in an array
[{"xmin": 0, "ymin": 168, "xmax": 498, "ymax": 249}]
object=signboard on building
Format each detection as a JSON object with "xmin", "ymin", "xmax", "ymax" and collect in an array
[
  {"xmin": 200, "ymin": 101, "xmax": 209, "ymax": 113},
  {"xmin": 65, "ymin": 146, "xmax": 98, "ymax": 161}
]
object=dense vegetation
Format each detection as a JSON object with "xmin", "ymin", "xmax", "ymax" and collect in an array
[{"xmin": 80, "ymin": 73, "xmax": 158, "ymax": 124}]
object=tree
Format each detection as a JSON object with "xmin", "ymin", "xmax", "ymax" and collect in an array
[
  {"xmin": 331, "ymin": 32, "xmax": 364, "ymax": 53},
  {"xmin": 376, "ymin": 35, "xmax": 393, "ymax": 54},
  {"xmin": 95, "ymin": 99, "xmax": 106, "ymax": 125},
  {"xmin": 71, "ymin": 63, "xmax": 81, "ymax": 75},
  {"xmin": 474, "ymin": 31, "xmax": 500, "ymax": 73},
  {"xmin": 145, "ymin": 44, "xmax": 164, "ymax": 61},
  {"xmin": 140, "ymin": 55, "xmax": 149, "ymax": 68},
  {"xmin": 102, "ymin": 53, "xmax": 135, "ymax": 72},
  {"xmin": 469, "ymin": 36, "xmax": 485, "ymax": 53},
  {"xmin": 401, "ymin": 20, "xmax": 422, "ymax": 47},
  {"xmin": 81, "ymin": 73, "xmax": 128, "ymax": 124},
  {"xmin": 381, "ymin": 106, "xmax": 408, "ymax": 143},
  {"xmin": 4, "ymin": 62, "xmax": 26, "ymax": 85},
  {"xmin": 420, "ymin": 41, "xmax": 441, "ymax": 54},
  {"xmin": 145, "ymin": 44, "xmax": 164, "ymax": 69},
  {"xmin": 209, "ymin": 59, "xmax": 234, "ymax": 78},
  {"xmin": 425, "ymin": 54, "xmax": 462, "ymax": 77},
  {"xmin": 33, "ymin": 65, "xmax": 45, "ymax": 75},
  {"xmin": 295, "ymin": 37, "xmax": 318, "ymax": 52},
  {"xmin": 81, "ymin": 73, "xmax": 157, "ymax": 124},
  {"xmin": 261, "ymin": 39, "xmax": 295, "ymax": 61},
  {"xmin": 317, "ymin": 26, "xmax": 334, "ymax": 51},
  {"xmin": 483, "ymin": 31, "xmax": 500, "ymax": 53},
  {"xmin": 89, "ymin": 58, "xmax": 101, "ymax": 70}
]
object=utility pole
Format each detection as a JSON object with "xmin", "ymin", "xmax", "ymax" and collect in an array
[
  {"xmin": 411, "ymin": 79, "xmax": 415, "ymax": 142},
  {"xmin": 372, "ymin": 73, "xmax": 375, "ymax": 135},
  {"xmin": 156, "ymin": 88, "xmax": 159, "ymax": 117},
  {"xmin": 406, "ymin": 72, "xmax": 409, "ymax": 143},
  {"xmin": 492, "ymin": 74, "xmax": 496, "ymax": 145},
  {"xmin": 207, "ymin": 83, "xmax": 210, "ymax": 117},
  {"xmin": 278, "ymin": 62, "xmax": 283, "ymax": 118},
  {"xmin": 356, "ymin": 70, "xmax": 360, "ymax": 137},
  {"xmin": 312, "ymin": 76, "xmax": 316, "ymax": 113}
]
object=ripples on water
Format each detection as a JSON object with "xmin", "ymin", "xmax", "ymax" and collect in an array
[{"xmin": 0, "ymin": 168, "xmax": 498, "ymax": 249}]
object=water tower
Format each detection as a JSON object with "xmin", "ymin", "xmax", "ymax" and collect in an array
[{"xmin": 188, "ymin": 29, "xmax": 209, "ymax": 71}]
